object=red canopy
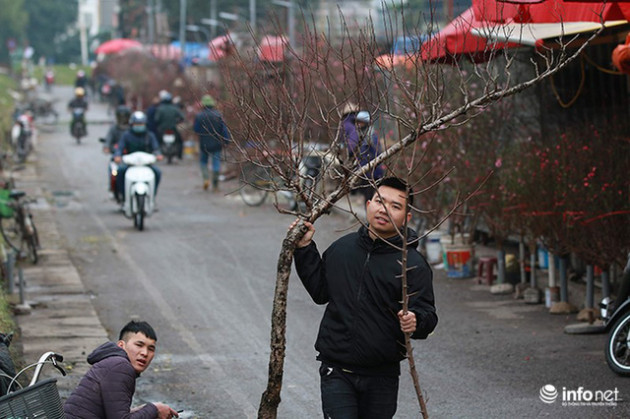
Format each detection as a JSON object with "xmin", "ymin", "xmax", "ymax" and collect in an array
[
  {"xmin": 420, "ymin": 8, "xmax": 511, "ymax": 64},
  {"xmin": 209, "ymin": 35, "xmax": 233, "ymax": 61},
  {"xmin": 95, "ymin": 38, "xmax": 142, "ymax": 55},
  {"xmin": 473, "ymin": 0, "xmax": 630, "ymax": 23},
  {"xmin": 421, "ymin": 0, "xmax": 630, "ymax": 63},
  {"xmin": 258, "ymin": 36, "xmax": 287, "ymax": 62}
]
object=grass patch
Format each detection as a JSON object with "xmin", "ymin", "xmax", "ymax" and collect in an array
[
  {"xmin": 0, "ymin": 74, "xmax": 17, "ymax": 145},
  {"xmin": 0, "ymin": 288, "xmax": 15, "ymax": 334}
]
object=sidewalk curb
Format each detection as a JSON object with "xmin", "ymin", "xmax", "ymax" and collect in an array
[{"xmin": 10, "ymin": 153, "xmax": 108, "ymax": 398}]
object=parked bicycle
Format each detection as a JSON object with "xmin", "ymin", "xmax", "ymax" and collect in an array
[
  {"xmin": 0, "ymin": 351, "xmax": 67, "ymax": 418},
  {"xmin": 0, "ymin": 188, "xmax": 40, "ymax": 264},
  {"xmin": 239, "ymin": 143, "xmax": 335, "ymax": 211}
]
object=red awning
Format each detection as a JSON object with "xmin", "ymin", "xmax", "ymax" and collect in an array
[
  {"xmin": 420, "ymin": 8, "xmax": 512, "ymax": 63},
  {"xmin": 95, "ymin": 38, "xmax": 142, "ymax": 55},
  {"xmin": 258, "ymin": 36, "xmax": 287, "ymax": 62},
  {"xmin": 209, "ymin": 35, "xmax": 233, "ymax": 61},
  {"xmin": 421, "ymin": 0, "xmax": 630, "ymax": 63}
]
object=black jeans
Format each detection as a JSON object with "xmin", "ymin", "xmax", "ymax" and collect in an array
[{"xmin": 319, "ymin": 362, "xmax": 399, "ymax": 419}]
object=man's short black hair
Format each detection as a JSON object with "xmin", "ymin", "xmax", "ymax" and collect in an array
[
  {"xmin": 375, "ymin": 177, "xmax": 414, "ymax": 208},
  {"xmin": 119, "ymin": 320, "xmax": 157, "ymax": 342}
]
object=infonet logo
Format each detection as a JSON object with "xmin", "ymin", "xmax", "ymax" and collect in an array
[
  {"xmin": 539, "ymin": 385, "xmax": 558, "ymax": 404},
  {"xmin": 539, "ymin": 384, "xmax": 621, "ymax": 407}
]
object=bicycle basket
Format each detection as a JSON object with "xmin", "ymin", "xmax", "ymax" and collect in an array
[
  {"xmin": 0, "ymin": 378, "xmax": 64, "ymax": 419},
  {"xmin": 0, "ymin": 190, "xmax": 13, "ymax": 219}
]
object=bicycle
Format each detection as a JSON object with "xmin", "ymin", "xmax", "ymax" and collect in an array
[
  {"xmin": 0, "ymin": 189, "xmax": 40, "ymax": 264},
  {"xmin": 239, "ymin": 144, "xmax": 332, "ymax": 211},
  {"xmin": 239, "ymin": 162, "xmax": 297, "ymax": 210},
  {"xmin": 0, "ymin": 351, "xmax": 67, "ymax": 418}
]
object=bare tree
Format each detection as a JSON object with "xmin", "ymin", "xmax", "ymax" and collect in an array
[{"xmin": 212, "ymin": 6, "xmax": 605, "ymax": 418}]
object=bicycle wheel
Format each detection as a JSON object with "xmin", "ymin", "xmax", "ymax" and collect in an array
[
  {"xmin": 0, "ymin": 214, "xmax": 24, "ymax": 255},
  {"xmin": 23, "ymin": 214, "xmax": 38, "ymax": 264},
  {"xmin": 239, "ymin": 165, "xmax": 270, "ymax": 207}
]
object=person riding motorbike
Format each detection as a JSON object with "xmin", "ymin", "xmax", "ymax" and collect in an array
[
  {"xmin": 67, "ymin": 87, "xmax": 89, "ymax": 135},
  {"xmin": 154, "ymin": 90, "xmax": 185, "ymax": 160},
  {"xmin": 113, "ymin": 111, "xmax": 163, "ymax": 202},
  {"xmin": 103, "ymin": 105, "xmax": 131, "ymax": 154},
  {"xmin": 103, "ymin": 105, "xmax": 132, "ymax": 202}
]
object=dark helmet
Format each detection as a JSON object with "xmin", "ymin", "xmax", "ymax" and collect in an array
[
  {"xmin": 130, "ymin": 111, "xmax": 147, "ymax": 133},
  {"xmin": 115, "ymin": 105, "xmax": 131, "ymax": 126}
]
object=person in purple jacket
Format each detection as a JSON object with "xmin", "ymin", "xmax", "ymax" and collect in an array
[{"xmin": 64, "ymin": 321, "xmax": 179, "ymax": 419}]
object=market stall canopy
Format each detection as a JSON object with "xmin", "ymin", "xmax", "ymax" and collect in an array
[
  {"xmin": 420, "ymin": 7, "xmax": 513, "ymax": 64},
  {"xmin": 95, "ymin": 38, "xmax": 142, "ymax": 55},
  {"xmin": 258, "ymin": 36, "xmax": 288, "ymax": 62},
  {"xmin": 148, "ymin": 44, "xmax": 182, "ymax": 60},
  {"xmin": 472, "ymin": 0, "xmax": 630, "ymax": 46},
  {"xmin": 421, "ymin": 0, "xmax": 630, "ymax": 63},
  {"xmin": 209, "ymin": 35, "xmax": 234, "ymax": 60}
]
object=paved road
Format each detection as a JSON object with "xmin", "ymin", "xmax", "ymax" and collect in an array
[{"xmin": 20, "ymin": 84, "xmax": 630, "ymax": 418}]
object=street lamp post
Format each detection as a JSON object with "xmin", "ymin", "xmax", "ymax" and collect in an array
[
  {"xmin": 271, "ymin": 0, "xmax": 294, "ymax": 49},
  {"xmin": 250, "ymin": 0, "xmax": 256, "ymax": 34},
  {"xmin": 179, "ymin": 0, "xmax": 187, "ymax": 59}
]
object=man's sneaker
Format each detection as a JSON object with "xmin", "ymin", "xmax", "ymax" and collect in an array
[{"xmin": 203, "ymin": 180, "xmax": 210, "ymax": 191}]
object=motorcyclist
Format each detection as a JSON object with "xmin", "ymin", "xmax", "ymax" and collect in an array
[
  {"xmin": 154, "ymin": 90, "xmax": 185, "ymax": 160},
  {"xmin": 75, "ymin": 70, "xmax": 88, "ymax": 89},
  {"xmin": 103, "ymin": 105, "xmax": 132, "ymax": 202},
  {"xmin": 67, "ymin": 87, "xmax": 89, "ymax": 135},
  {"xmin": 103, "ymin": 105, "xmax": 131, "ymax": 154},
  {"xmin": 114, "ymin": 111, "xmax": 163, "ymax": 201}
]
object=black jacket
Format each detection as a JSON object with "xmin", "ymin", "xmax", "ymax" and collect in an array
[{"xmin": 294, "ymin": 226, "xmax": 437, "ymax": 376}]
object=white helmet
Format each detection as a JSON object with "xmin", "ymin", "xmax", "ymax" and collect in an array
[
  {"xmin": 159, "ymin": 90, "xmax": 172, "ymax": 102},
  {"xmin": 356, "ymin": 111, "xmax": 370, "ymax": 124}
]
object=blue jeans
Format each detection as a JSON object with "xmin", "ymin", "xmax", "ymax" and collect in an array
[
  {"xmin": 319, "ymin": 362, "xmax": 399, "ymax": 419},
  {"xmin": 199, "ymin": 149, "xmax": 221, "ymax": 180}
]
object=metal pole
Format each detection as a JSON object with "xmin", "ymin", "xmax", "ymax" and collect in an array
[
  {"xmin": 6, "ymin": 252, "xmax": 15, "ymax": 294},
  {"xmin": 496, "ymin": 248, "xmax": 505, "ymax": 284},
  {"xmin": 179, "ymin": 0, "xmax": 187, "ymax": 62},
  {"xmin": 18, "ymin": 267, "xmax": 25, "ymax": 306},
  {"xmin": 585, "ymin": 264, "xmax": 595, "ymax": 308},
  {"xmin": 288, "ymin": 0, "xmax": 295, "ymax": 49},
  {"xmin": 519, "ymin": 238, "xmax": 526, "ymax": 284},
  {"xmin": 250, "ymin": 0, "xmax": 256, "ymax": 34},
  {"xmin": 601, "ymin": 269, "xmax": 610, "ymax": 299},
  {"xmin": 548, "ymin": 252, "xmax": 556, "ymax": 288},
  {"xmin": 529, "ymin": 248, "xmax": 537, "ymax": 288},
  {"xmin": 558, "ymin": 256, "xmax": 568, "ymax": 302},
  {"xmin": 210, "ymin": 0, "xmax": 217, "ymax": 39},
  {"xmin": 147, "ymin": 0, "xmax": 155, "ymax": 45}
]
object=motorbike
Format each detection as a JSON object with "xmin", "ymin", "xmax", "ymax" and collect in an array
[
  {"xmin": 601, "ymin": 290, "xmax": 630, "ymax": 376},
  {"xmin": 11, "ymin": 111, "xmax": 34, "ymax": 163},
  {"xmin": 121, "ymin": 152, "xmax": 157, "ymax": 231},
  {"xmin": 160, "ymin": 129, "xmax": 179, "ymax": 164},
  {"xmin": 70, "ymin": 108, "xmax": 87, "ymax": 144}
]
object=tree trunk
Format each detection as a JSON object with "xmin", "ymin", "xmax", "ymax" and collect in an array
[{"xmin": 258, "ymin": 238, "xmax": 295, "ymax": 419}]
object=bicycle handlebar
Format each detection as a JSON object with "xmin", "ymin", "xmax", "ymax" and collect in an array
[{"xmin": 29, "ymin": 352, "xmax": 66, "ymax": 386}]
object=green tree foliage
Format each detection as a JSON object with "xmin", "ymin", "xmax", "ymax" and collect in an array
[
  {"xmin": 0, "ymin": 0, "xmax": 27, "ymax": 66},
  {"xmin": 23, "ymin": 0, "xmax": 78, "ymax": 63}
]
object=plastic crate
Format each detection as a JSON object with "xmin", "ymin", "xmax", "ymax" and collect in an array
[
  {"xmin": 0, "ymin": 378, "xmax": 64, "ymax": 418},
  {"xmin": 0, "ymin": 190, "xmax": 13, "ymax": 219}
]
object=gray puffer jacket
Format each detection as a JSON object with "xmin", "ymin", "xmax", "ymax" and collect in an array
[{"xmin": 63, "ymin": 342, "xmax": 158, "ymax": 419}]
